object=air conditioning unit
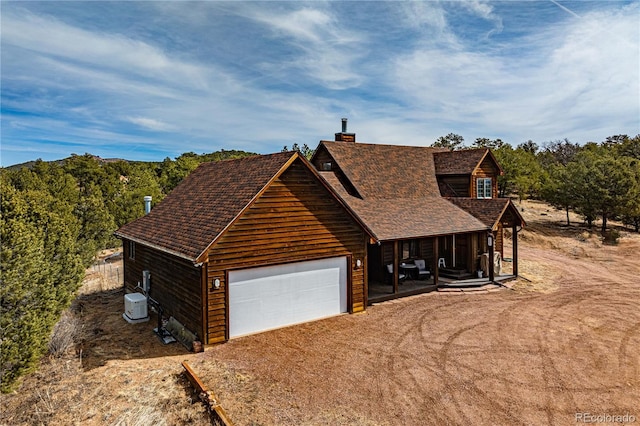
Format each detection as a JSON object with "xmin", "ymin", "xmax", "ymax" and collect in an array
[{"xmin": 123, "ymin": 292, "xmax": 149, "ymax": 323}]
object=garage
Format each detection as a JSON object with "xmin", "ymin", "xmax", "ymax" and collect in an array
[{"xmin": 228, "ymin": 256, "xmax": 348, "ymax": 338}]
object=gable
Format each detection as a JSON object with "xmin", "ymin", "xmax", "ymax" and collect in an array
[
  {"xmin": 473, "ymin": 153, "xmax": 501, "ymax": 177},
  {"xmin": 114, "ymin": 152, "xmax": 296, "ymax": 261},
  {"xmin": 434, "ymin": 148, "xmax": 501, "ymax": 176},
  {"xmin": 209, "ymin": 159, "xmax": 367, "ymax": 264}
]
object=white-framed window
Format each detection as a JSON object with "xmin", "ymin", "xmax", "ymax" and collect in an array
[
  {"xmin": 477, "ymin": 178, "xmax": 492, "ymax": 199},
  {"xmin": 128, "ymin": 240, "xmax": 135, "ymax": 260}
]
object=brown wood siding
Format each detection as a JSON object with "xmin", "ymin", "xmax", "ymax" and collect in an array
[
  {"xmin": 204, "ymin": 159, "xmax": 367, "ymax": 344},
  {"xmin": 438, "ymin": 176, "xmax": 471, "ymax": 197},
  {"xmin": 312, "ymin": 147, "xmax": 333, "ymax": 170},
  {"xmin": 419, "ymin": 239, "xmax": 434, "ymax": 264},
  {"xmin": 496, "ymin": 223, "xmax": 504, "ymax": 256},
  {"xmin": 123, "ymin": 240, "xmax": 203, "ymax": 339},
  {"xmin": 472, "ymin": 157, "xmax": 499, "ymax": 198},
  {"xmin": 382, "ymin": 243, "xmax": 394, "ymax": 266},
  {"xmin": 454, "ymin": 234, "xmax": 468, "ymax": 269}
]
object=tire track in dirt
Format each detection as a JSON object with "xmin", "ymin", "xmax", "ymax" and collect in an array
[
  {"xmin": 619, "ymin": 321, "xmax": 640, "ymax": 386},
  {"xmin": 373, "ymin": 301, "xmax": 462, "ymax": 425}
]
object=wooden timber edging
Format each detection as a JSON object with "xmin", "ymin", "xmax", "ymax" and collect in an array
[{"xmin": 182, "ymin": 360, "xmax": 234, "ymax": 426}]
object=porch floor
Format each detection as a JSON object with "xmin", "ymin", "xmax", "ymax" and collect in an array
[{"xmin": 368, "ymin": 274, "xmax": 516, "ymax": 304}]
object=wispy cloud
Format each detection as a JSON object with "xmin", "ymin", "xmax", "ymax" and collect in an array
[
  {"xmin": 127, "ymin": 117, "xmax": 174, "ymax": 132},
  {"xmin": 1, "ymin": 1, "xmax": 638, "ymax": 166},
  {"xmin": 241, "ymin": 4, "xmax": 365, "ymax": 89}
]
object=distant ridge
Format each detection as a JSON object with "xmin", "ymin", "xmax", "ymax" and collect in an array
[
  {"xmin": 5, "ymin": 154, "xmax": 128, "ymax": 171},
  {"xmin": 3, "ymin": 149, "xmax": 259, "ymax": 171}
]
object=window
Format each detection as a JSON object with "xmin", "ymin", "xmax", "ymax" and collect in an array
[
  {"xmin": 477, "ymin": 178, "xmax": 492, "ymax": 199},
  {"xmin": 128, "ymin": 241, "xmax": 135, "ymax": 260},
  {"xmin": 402, "ymin": 240, "xmax": 419, "ymax": 259}
]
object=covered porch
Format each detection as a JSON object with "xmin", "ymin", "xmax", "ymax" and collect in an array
[
  {"xmin": 367, "ymin": 274, "xmax": 516, "ymax": 302},
  {"xmin": 366, "ymin": 222, "xmax": 521, "ymax": 304}
]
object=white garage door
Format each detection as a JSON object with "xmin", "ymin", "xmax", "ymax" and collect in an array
[{"xmin": 228, "ymin": 256, "xmax": 347, "ymax": 338}]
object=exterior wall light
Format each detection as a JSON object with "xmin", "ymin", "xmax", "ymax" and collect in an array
[
  {"xmin": 487, "ymin": 234, "xmax": 494, "ymax": 247},
  {"xmin": 214, "ymin": 278, "xmax": 221, "ymax": 289},
  {"xmin": 356, "ymin": 259, "xmax": 362, "ymax": 268}
]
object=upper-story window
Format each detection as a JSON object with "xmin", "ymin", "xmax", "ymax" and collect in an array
[{"xmin": 477, "ymin": 178, "xmax": 492, "ymax": 199}]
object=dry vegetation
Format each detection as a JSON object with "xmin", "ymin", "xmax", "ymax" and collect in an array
[
  {"xmin": 0, "ymin": 257, "xmax": 210, "ymax": 426},
  {"xmin": 1, "ymin": 200, "xmax": 638, "ymax": 425}
]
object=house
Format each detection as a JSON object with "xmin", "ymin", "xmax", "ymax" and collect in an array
[{"xmin": 115, "ymin": 123, "xmax": 524, "ymax": 344}]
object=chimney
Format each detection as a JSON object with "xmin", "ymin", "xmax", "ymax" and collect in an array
[
  {"xmin": 144, "ymin": 196, "xmax": 152, "ymax": 214},
  {"xmin": 335, "ymin": 117, "xmax": 356, "ymax": 142}
]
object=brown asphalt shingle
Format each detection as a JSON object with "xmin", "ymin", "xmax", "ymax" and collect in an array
[
  {"xmin": 317, "ymin": 142, "xmax": 491, "ymax": 240},
  {"xmin": 448, "ymin": 197, "xmax": 526, "ymax": 229},
  {"xmin": 115, "ymin": 151, "xmax": 296, "ymax": 261},
  {"xmin": 434, "ymin": 148, "xmax": 489, "ymax": 175},
  {"xmin": 320, "ymin": 141, "xmax": 445, "ymax": 198}
]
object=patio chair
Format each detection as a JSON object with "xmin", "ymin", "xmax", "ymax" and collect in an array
[
  {"xmin": 414, "ymin": 259, "xmax": 431, "ymax": 280},
  {"xmin": 386, "ymin": 264, "xmax": 406, "ymax": 283}
]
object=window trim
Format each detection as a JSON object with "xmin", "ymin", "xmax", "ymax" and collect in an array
[{"xmin": 477, "ymin": 177, "xmax": 492, "ymax": 199}]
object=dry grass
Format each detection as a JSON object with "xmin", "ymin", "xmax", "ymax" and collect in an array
[
  {"xmin": 48, "ymin": 310, "xmax": 83, "ymax": 358},
  {"xmin": 1, "ymin": 201, "xmax": 638, "ymax": 425},
  {"xmin": 0, "ymin": 260, "xmax": 209, "ymax": 426}
]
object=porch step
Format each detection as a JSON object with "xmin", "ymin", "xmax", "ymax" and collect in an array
[
  {"xmin": 437, "ymin": 283, "xmax": 501, "ymax": 293},
  {"xmin": 439, "ymin": 268, "xmax": 475, "ymax": 280}
]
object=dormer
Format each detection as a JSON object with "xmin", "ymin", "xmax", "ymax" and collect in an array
[{"xmin": 434, "ymin": 149, "xmax": 503, "ymax": 198}]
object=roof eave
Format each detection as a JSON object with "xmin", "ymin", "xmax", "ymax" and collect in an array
[{"xmin": 113, "ymin": 232, "xmax": 197, "ymax": 263}]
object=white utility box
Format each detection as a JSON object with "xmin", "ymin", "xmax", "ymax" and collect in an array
[{"xmin": 123, "ymin": 292, "xmax": 149, "ymax": 323}]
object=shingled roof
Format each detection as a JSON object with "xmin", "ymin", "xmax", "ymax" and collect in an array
[
  {"xmin": 115, "ymin": 151, "xmax": 297, "ymax": 261},
  {"xmin": 318, "ymin": 141, "xmax": 445, "ymax": 199},
  {"xmin": 434, "ymin": 148, "xmax": 502, "ymax": 175},
  {"xmin": 447, "ymin": 197, "xmax": 526, "ymax": 230},
  {"xmin": 315, "ymin": 141, "xmax": 490, "ymax": 241}
]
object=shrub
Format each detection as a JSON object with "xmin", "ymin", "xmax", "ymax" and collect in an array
[
  {"xmin": 602, "ymin": 229, "xmax": 620, "ymax": 245},
  {"xmin": 48, "ymin": 311, "xmax": 82, "ymax": 358}
]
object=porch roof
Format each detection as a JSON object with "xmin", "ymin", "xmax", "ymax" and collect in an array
[{"xmin": 447, "ymin": 197, "xmax": 526, "ymax": 230}]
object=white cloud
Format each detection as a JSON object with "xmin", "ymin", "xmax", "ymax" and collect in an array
[
  {"xmin": 244, "ymin": 5, "xmax": 365, "ymax": 89},
  {"xmin": 1, "ymin": 1, "xmax": 638, "ymax": 166},
  {"xmin": 392, "ymin": 4, "xmax": 639, "ymax": 143},
  {"xmin": 127, "ymin": 117, "xmax": 174, "ymax": 132},
  {"xmin": 1, "ymin": 9, "xmax": 219, "ymax": 91}
]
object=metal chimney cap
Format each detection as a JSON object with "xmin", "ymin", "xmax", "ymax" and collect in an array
[
  {"xmin": 143, "ymin": 196, "xmax": 152, "ymax": 202},
  {"xmin": 341, "ymin": 118, "xmax": 348, "ymax": 133}
]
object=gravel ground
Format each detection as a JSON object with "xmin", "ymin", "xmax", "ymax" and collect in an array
[{"xmin": 189, "ymin": 204, "xmax": 640, "ymax": 425}]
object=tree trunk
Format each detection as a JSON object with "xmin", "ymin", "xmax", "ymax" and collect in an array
[
  {"xmin": 565, "ymin": 206, "xmax": 570, "ymax": 226},
  {"xmin": 601, "ymin": 213, "xmax": 608, "ymax": 233}
]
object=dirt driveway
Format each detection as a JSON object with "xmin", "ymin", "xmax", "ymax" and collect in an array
[{"xmin": 190, "ymin": 216, "xmax": 640, "ymax": 425}]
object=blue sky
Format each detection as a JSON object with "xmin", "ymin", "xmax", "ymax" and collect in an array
[{"xmin": 1, "ymin": 1, "xmax": 639, "ymax": 166}]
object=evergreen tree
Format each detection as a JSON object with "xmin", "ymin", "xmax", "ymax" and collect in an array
[{"xmin": 1, "ymin": 174, "xmax": 84, "ymax": 392}]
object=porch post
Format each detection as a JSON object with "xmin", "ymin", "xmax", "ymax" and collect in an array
[
  {"xmin": 393, "ymin": 240, "xmax": 399, "ymax": 294},
  {"xmin": 488, "ymin": 231, "xmax": 495, "ymax": 282},
  {"xmin": 452, "ymin": 234, "xmax": 456, "ymax": 268},
  {"xmin": 512, "ymin": 224, "xmax": 518, "ymax": 277},
  {"xmin": 433, "ymin": 237, "xmax": 439, "ymax": 287}
]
